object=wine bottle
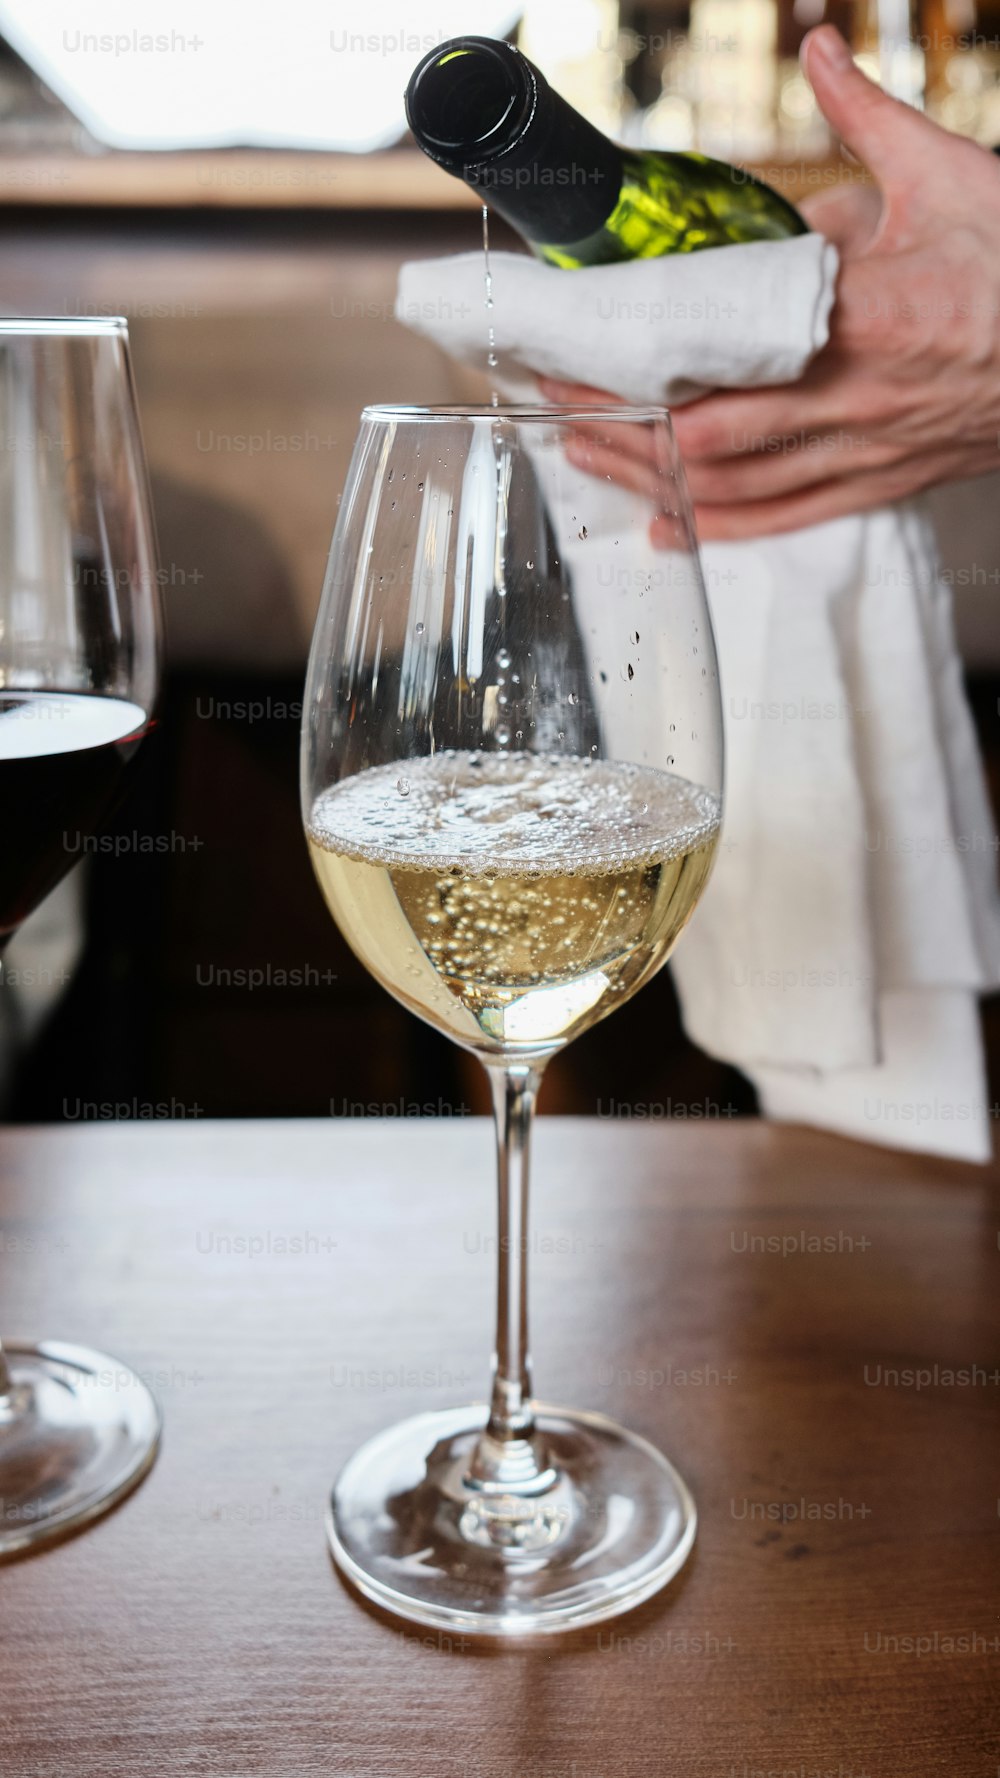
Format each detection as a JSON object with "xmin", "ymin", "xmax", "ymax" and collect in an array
[{"xmin": 405, "ymin": 35, "xmax": 806, "ymax": 266}]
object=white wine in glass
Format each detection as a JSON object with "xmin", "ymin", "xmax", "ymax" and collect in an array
[{"xmin": 302, "ymin": 404, "xmax": 723, "ymax": 1634}]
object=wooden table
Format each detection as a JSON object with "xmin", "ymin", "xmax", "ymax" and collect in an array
[{"xmin": 0, "ymin": 1118, "xmax": 996, "ymax": 1775}]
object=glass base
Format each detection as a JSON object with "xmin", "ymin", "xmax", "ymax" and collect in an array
[
  {"xmin": 328, "ymin": 1402, "xmax": 696, "ymax": 1636},
  {"xmin": 0, "ymin": 1341, "xmax": 161, "ymax": 1558}
]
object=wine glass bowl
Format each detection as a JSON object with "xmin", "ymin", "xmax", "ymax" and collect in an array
[
  {"xmin": 303, "ymin": 403, "xmax": 723, "ymax": 1632},
  {"xmin": 0, "ymin": 319, "xmax": 160, "ymax": 945},
  {"xmin": 0, "ymin": 320, "xmax": 162, "ymax": 1556}
]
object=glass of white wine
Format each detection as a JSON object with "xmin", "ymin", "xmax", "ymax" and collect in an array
[{"xmin": 302, "ymin": 404, "xmax": 723, "ymax": 1635}]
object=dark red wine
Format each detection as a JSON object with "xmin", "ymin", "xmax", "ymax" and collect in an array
[{"xmin": 0, "ymin": 691, "xmax": 149, "ymax": 941}]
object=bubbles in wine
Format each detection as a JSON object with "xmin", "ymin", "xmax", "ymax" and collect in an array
[
  {"xmin": 307, "ymin": 754, "xmax": 719, "ymax": 1052},
  {"xmin": 308, "ymin": 752, "xmax": 719, "ymax": 877}
]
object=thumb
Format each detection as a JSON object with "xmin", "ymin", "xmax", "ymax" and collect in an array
[
  {"xmin": 801, "ymin": 25, "xmax": 936, "ymax": 188},
  {"xmin": 797, "ymin": 181, "xmax": 883, "ymax": 254}
]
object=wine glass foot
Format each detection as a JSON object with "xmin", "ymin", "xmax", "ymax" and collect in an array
[
  {"xmin": 327, "ymin": 1402, "xmax": 695, "ymax": 1636},
  {"xmin": 0, "ymin": 1341, "xmax": 161, "ymax": 1558}
]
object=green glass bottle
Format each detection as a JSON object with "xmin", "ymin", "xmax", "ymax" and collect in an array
[{"xmin": 405, "ymin": 36, "xmax": 807, "ymax": 266}]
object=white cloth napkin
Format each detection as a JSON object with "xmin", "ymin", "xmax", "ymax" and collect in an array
[
  {"xmin": 398, "ymin": 238, "xmax": 839, "ymax": 407},
  {"xmin": 396, "ymin": 239, "xmax": 1000, "ymax": 1161}
]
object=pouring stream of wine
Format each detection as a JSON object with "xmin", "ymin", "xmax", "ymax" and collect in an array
[
  {"xmin": 482, "ymin": 204, "xmax": 499, "ymax": 409},
  {"xmin": 481, "ymin": 203, "xmax": 510, "ymax": 617}
]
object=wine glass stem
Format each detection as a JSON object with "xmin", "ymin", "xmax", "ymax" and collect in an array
[
  {"xmin": 0, "ymin": 943, "xmax": 17, "ymax": 1403},
  {"xmin": 482, "ymin": 1060, "xmax": 545, "ymax": 1446}
]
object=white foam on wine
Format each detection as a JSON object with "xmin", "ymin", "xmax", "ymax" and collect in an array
[
  {"xmin": 308, "ymin": 752, "xmax": 720, "ymax": 877},
  {"xmin": 0, "ymin": 692, "xmax": 146, "ymax": 759}
]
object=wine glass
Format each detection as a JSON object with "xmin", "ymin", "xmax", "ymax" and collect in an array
[
  {"xmin": 302, "ymin": 403, "xmax": 723, "ymax": 1634},
  {"xmin": 0, "ymin": 319, "xmax": 162, "ymax": 1556}
]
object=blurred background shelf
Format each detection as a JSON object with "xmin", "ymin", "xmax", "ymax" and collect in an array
[
  {"xmin": 0, "ymin": 147, "xmax": 858, "ymax": 209},
  {"xmin": 0, "ymin": 149, "xmax": 497, "ymax": 211},
  {"xmin": 1, "ymin": 0, "xmax": 999, "ymax": 213}
]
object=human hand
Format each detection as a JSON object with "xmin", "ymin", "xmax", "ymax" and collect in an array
[{"xmin": 540, "ymin": 24, "xmax": 1000, "ymax": 541}]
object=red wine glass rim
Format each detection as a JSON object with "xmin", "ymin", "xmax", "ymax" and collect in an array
[{"xmin": 0, "ymin": 318, "xmax": 129, "ymax": 336}]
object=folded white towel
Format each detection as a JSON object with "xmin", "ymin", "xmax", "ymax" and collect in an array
[
  {"xmin": 397, "ymin": 239, "xmax": 1000, "ymax": 1161},
  {"xmin": 398, "ymin": 237, "xmax": 838, "ymax": 406}
]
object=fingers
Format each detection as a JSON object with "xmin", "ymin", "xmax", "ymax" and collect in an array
[
  {"xmin": 682, "ymin": 431, "xmax": 901, "ymax": 505},
  {"xmin": 562, "ymin": 400, "xmax": 994, "ymax": 537},
  {"xmin": 677, "ymin": 446, "xmax": 988, "ymax": 541},
  {"xmin": 797, "ymin": 180, "xmax": 883, "ymax": 254},
  {"xmin": 564, "ymin": 436, "xmax": 667, "ymax": 505},
  {"xmin": 670, "ymin": 373, "xmax": 854, "ymax": 462},
  {"xmin": 569, "ymin": 408, "xmax": 905, "ymax": 507},
  {"xmin": 536, "ymin": 376, "xmax": 626, "ymax": 408},
  {"xmin": 541, "ymin": 367, "xmax": 879, "ymax": 468},
  {"xmin": 542, "ymin": 371, "xmax": 857, "ymax": 460},
  {"xmin": 683, "ymin": 475, "xmax": 890, "ymax": 540},
  {"xmin": 800, "ymin": 26, "xmax": 941, "ymax": 192},
  {"xmin": 562, "ymin": 360, "xmax": 910, "ymax": 506},
  {"xmin": 562, "ymin": 415, "xmax": 658, "ymax": 469}
]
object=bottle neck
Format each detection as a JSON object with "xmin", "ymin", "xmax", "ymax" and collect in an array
[
  {"xmin": 407, "ymin": 39, "xmax": 624, "ymax": 246},
  {"xmin": 466, "ymin": 82, "xmax": 623, "ymax": 246}
]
